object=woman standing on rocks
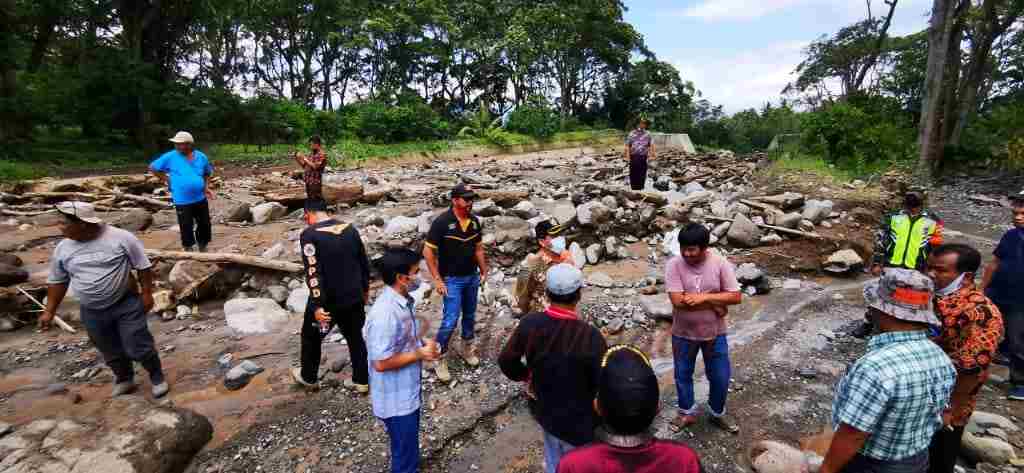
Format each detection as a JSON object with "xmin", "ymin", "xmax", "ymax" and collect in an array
[
  {"xmin": 625, "ymin": 118, "xmax": 656, "ymax": 191},
  {"xmin": 515, "ymin": 219, "xmax": 577, "ymax": 316}
]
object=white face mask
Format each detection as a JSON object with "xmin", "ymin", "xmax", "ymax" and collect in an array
[
  {"xmin": 549, "ymin": 236, "xmax": 567, "ymax": 254},
  {"xmin": 936, "ymin": 273, "xmax": 966, "ymax": 297}
]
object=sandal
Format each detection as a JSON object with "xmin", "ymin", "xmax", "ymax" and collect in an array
[
  {"xmin": 669, "ymin": 414, "xmax": 699, "ymax": 432},
  {"xmin": 709, "ymin": 414, "xmax": 740, "ymax": 435}
]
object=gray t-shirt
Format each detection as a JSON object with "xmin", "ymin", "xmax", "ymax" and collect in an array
[{"xmin": 48, "ymin": 226, "xmax": 152, "ymax": 310}]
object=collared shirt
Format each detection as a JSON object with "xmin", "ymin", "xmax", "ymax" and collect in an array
[
  {"xmin": 665, "ymin": 253, "xmax": 740, "ymax": 341},
  {"xmin": 832, "ymin": 330, "xmax": 956, "ymax": 461},
  {"xmin": 626, "ymin": 129, "xmax": 652, "ymax": 158},
  {"xmin": 934, "ymin": 280, "xmax": 1003, "ymax": 426},
  {"xmin": 302, "ymin": 149, "xmax": 327, "ymax": 200},
  {"xmin": 363, "ymin": 286, "xmax": 422, "ymax": 419},
  {"xmin": 425, "ymin": 208, "xmax": 483, "ymax": 277}
]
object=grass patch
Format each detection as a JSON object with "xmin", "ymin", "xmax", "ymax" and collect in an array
[
  {"xmin": 0, "ymin": 160, "xmax": 46, "ymax": 182},
  {"xmin": 768, "ymin": 152, "xmax": 904, "ymax": 182}
]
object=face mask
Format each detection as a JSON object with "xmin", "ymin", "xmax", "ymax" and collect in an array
[
  {"xmin": 549, "ymin": 236, "xmax": 567, "ymax": 254},
  {"xmin": 936, "ymin": 273, "xmax": 966, "ymax": 297}
]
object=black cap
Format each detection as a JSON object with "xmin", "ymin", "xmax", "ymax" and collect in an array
[
  {"xmin": 534, "ymin": 219, "xmax": 565, "ymax": 239},
  {"xmin": 904, "ymin": 191, "xmax": 924, "ymax": 208},
  {"xmin": 451, "ymin": 183, "xmax": 479, "ymax": 200},
  {"xmin": 305, "ymin": 199, "xmax": 328, "ymax": 212},
  {"xmin": 597, "ymin": 345, "xmax": 659, "ymax": 435}
]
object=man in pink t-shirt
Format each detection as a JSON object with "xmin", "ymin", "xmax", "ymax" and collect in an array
[{"xmin": 664, "ymin": 223, "xmax": 742, "ymax": 434}]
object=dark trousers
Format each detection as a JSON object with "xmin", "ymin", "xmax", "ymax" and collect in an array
[
  {"xmin": 928, "ymin": 425, "xmax": 965, "ymax": 473},
  {"xmin": 998, "ymin": 303, "xmax": 1024, "ymax": 386},
  {"xmin": 80, "ymin": 293, "xmax": 164, "ymax": 385},
  {"xmin": 629, "ymin": 155, "xmax": 648, "ymax": 190},
  {"xmin": 175, "ymin": 199, "xmax": 212, "ymax": 249},
  {"xmin": 383, "ymin": 409, "xmax": 420, "ymax": 473},
  {"xmin": 300, "ymin": 301, "xmax": 369, "ymax": 385},
  {"xmin": 841, "ymin": 450, "xmax": 928, "ymax": 473}
]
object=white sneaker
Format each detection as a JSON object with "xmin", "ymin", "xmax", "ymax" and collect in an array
[
  {"xmin": 343, "ymin": 379, "xmax": 369, "ymax": 394},
  {"xmin": 434, "ymin": 358, "xmax": 451, "ymax": 383},
  {"xmin": 112, "ymin": 381, "xmax": 137, "ymax": 397},
  {"xmin": 291, "ymin": 367, "xmax": 319, "ymax": 389},
  {"xmin": 152, "ymin": 381, "xmax": 169, "ymax": 398}
]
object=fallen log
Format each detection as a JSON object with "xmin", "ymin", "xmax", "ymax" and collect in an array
[
  {"xmin": 110, "ymin": 192, "xmax": 173, "ymax": 209},
  {"xmin": 145, "ymin": 249, "xmax": 302, "ymax": 273},
  {"xmin": 739, "ymin": 199, "xmax": 783, "ymax": 215},
  {"xmin": 705, "ymin": 215, "xmax": 823, "ymax": 239},
  {"xmin": 21, "ymin": 192, "xmax": 99, "ymax": 202},
  {"xmin": 1, "ymin": 209, "xmax": 56, "ymax": 217},
  {"xmin": 16, "ymin": 286, "xmax": 77, "ymax": 334}
]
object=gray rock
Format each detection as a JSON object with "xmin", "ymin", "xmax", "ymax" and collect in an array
[
  {"xmin": 757, "ymin": 192, "xmax": 805, "ymax": 210},
  {"xmin": 167, "ymin": 260, "xmax": 221, "ymax": 298},
  {"xmin": 265, "ymin": 285, "xmax": 289, "ymax": 304},
  {"xmin": 663, "ymin": 204, "xmax": 690, "ymax": 222},
  {"xmin": 776, "ymin": 213, "xmax": 803, "ymax": 229},
  {"xmin": 783, "ymin": 279, "xmax": 802, "ymax": 290},
  {"xmin": 251, "ymin": 202, "xmax": 288, "ymax": 224},
  {"xmin": 570, "ymin": 242, "xmax": 586, "ymax": 269},
  {"xmin": 384, "ymin": 216, "xmax": 419, "ymax": 235},
  {"xmin": 286, "ymin": 287, "xmax": 309, "ymax": 313},
  {"xmin": 823, "ymin": 249, "xmax": 864, "ymax": 275},
  {"xmin": 726, "ymin": 213, "xmax": 762, "ymax": 248},
  {"xmin": 601, "ymin": 195, "xmax": 619, "ymax": 210},
  {"xmin": 679, "ymin": 190, "xmax": 713, "ymax": 205},
  {"xmin": 968, "ymin": 411, "xmax": 1021, "ymax": 433},
  {"xmin": 110, "ymin": 209, "xmax": 154, "ymax": 232},
  {"xmin": 586, "ymin": 244, "xmax": 604, "ymax": 265},
  {"xmin": 712, "ymin": 221, "xmax": 731, "ymax": 238},
  {"xmin": 662, "ymin": 228, "xmax": 681, "ymax": 257},
  {"xmin": 510, "ymin": 201, "xmax": 538, "ymax": 219},
  {"xmin": 261, "ymin": 242, "xmax": 286, "ymax": 260},
  {"xmin": 224, "ymin": 360, "xmax": 264, "ymax": 390},
  {"xmin": 588, "ymin": 272, "xmax": 614, "ymax": 288},
  {"xmin": 639, "ymin": 295, "xmax": 673, "ymax": 320},
  {"xmin": 961, "ymin": 431, "xmax": 1017, "ymax": 465},
  {"xmin": 577, "ymin": 201, "xmax": 612, "ymax": 226},
  {"xmin": 682, "ymin": 182, "xmax": 706, "ymax": 195},
  {"xmin": 605, "ymin": 236, "xmax": 620, "ymax": 257},
  {"xmin": 0, "ymin": 263, "xmax": 28, "ymax": 287},
  {"xmin": 0, "ymin": 317, "xmax": 16, "ymax": 332},
  {"xmin": 474, "ymin": 198, "xmax": 502, "ymax": 217},
  {"xmin": 801, "ymin": 199, "xmax": 834, "ymax": 224},
  {"xmin": 176, "ymin": 305, "xmax": 192, "ymax": 317},
  {"xmin": 0, "ymin": 397, "xmax": 211, "ymax": 473},
  {"xmin": 606, "ymin": 318, "xmax": 625, "ymax": 334},
  {"xmin": 223, "ymin": 298, "xmax": 290, "ymax": 334},
  {"xmin": 798, "ymin": 219, "xmax": 816, "ymax": 232},
  {"xmin": 417, "ymin": 210, "xmax": 441, "ymax": 234},
  {"xmin": 735, "ymin": 263, "xmax": 764, "ymax": 284},
  {"xmin": 225, "ymin": 203, "xmax": 252, "ymax": 223},
  {"xmin": 760, "ymin": 233, "xmax": 783, "ymax": 246},
  {"xmin": 551, "ymin": 201, "xmax": 578, "ymax": 225}
]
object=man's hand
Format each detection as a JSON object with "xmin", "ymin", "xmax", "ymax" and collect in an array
[
  {"xmin": 870, "ymin": 264, "xmax": 882, "ymax": 276},
  {"xmin": 418, "ymin": 339, "xmax": 441, "ymax": 361},
  {"xmin": 141, "ymin": 292, "xmax": 155, "ymax": 313},
  {"xmin": 682, "ymin": 293, "xmax": 708, "ymax": 307},
  {"xmin": 436, "ymin": 280, "xmax": 448, "ymax": 297},
  {"xmin": 38, "ymin": 310, "xmax": 55, "ymax": 331},
  {"xmin": 314, "ymin": 308, "xmax": 332, "ymax": 324}
]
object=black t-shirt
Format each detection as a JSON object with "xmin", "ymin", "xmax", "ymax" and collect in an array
[
  {"xmin": 425, "ymin": 208, "xmax": 483, "ymax": 277},
  {"xmin": 300, "ymin": 219, "xmax": 370, "ymax": 310}
]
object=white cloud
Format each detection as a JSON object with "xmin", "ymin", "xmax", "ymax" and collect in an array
[
  {"xmin": 681, "ymin": 0, "xmax": 812, "ymax": 22},
  {"xmin": 670, "ymin": 41, "xmax": 809, "ymax": 113}
]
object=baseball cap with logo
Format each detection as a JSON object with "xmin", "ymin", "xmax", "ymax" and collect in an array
[
  {"xmin": 534, "ymin": 219, "xmax": 565, "ymax": 239},
  {"xmin": 546, "ymin": 263, "xmax": 583, "ymax": 296},
  {"xmin": 169, "ymin": 131, "xmax": 195, "ymax": 144},
  {"xmin": 55, "ymin": 201, "xmax": 103, "ymax": 224},
  {"xmin": 450, "ymin": 183, "xmax": 479, "ymax": 200},
  {"xmin": 863, "ymin": 268, "xmax": 939, "ymax": 326}
]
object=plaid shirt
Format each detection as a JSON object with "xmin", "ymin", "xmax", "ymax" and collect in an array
[
  {"xmin": 363, "ymin": 286, "xmax": 422, "ymax": 419},
  {"xmin": 832, "ymin": 330, "xmax": 955, "ymax": 461}
]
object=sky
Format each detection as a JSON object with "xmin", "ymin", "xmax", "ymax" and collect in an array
[{"xmin": 622, "ymin": 0, "xmax": 935, "ymax": 114}]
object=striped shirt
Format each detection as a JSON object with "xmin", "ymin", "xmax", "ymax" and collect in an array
[
  {"xmin": 364, "ymin": 286, "xmax": 422, "ymax": 419},
  {"xmin": 832, "ymin": 330, "xmax": 955, "ymax": 461}
]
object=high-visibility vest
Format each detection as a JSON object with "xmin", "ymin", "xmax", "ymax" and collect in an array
[{"xmin": 888, "ymin": 214, "xmax": 940, "ymax": 269}]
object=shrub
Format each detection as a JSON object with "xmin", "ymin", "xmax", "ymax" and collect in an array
[
  {"xmin": 341, "ymin": 95, "xmax": 449, "ymax": 143},
  {"xmin": 506, "ymin": 104, "xmax": 560, "ymax": 138}
]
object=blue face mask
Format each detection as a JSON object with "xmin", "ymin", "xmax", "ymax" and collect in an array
[{"xmin": 549, "ymin": 236, "xmax": 567, "ymax": 254}]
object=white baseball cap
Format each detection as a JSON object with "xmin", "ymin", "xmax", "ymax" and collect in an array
[
  {"xmin": 55, "ymin": 201, "xmax": 103, "ymax": 224},
  {"xmin": 546, "ymin": 263, "xmax": 583, "ymax": 295},
  {"xmin": 169, "ymin": 131, "xmax": 195, "ymax": 144}
]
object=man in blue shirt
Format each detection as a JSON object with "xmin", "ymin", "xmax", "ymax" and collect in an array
[
  {"xmin": 150, "ymin": 131, "xmax": 215, "ymax": 252},
  {"xmin": 364, "ymin": 248, "xmax": 440, "ymax": 473},
  {"xmin": 981, "ymin": 195, "xmax": 1024, "ymax": 399}
]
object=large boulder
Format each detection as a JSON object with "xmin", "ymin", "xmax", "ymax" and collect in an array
[
  {"xmin": 801, "ymin": 199, "xmax": 834, "ymax": 224},
  {"xmin": 286, "ymin": 287, "xmax": 309, "ymax": 313},
  {"xmin": 823, "ymin": 249, "xmax": 864, "ymax": 275},
  {"xmin": 510, "ymin": 201, "xmax": 538, "ymax": 219},
  {"xmin": 224, "ymin": 203, "xmax": 252, "ymax": 223},
  {"xmin": 639, "ymin": 294, "xmax": 673, "ymax": 320},
  {"xmin": 586, "ymin": 244, "xmax": 604, "ymax": 265},
  {"xmin": 577, "ymin": 201, "xmax": 612, "ymax": 226},
  {"xmin": 168, "ymin": 260, "xmax": 221, "ymax": 299},
  {"xmin": 569, "ymin": 242, "xmax": 586, "ymax": 269},
  {"xmin": 473, "ymin": 199, "xmax": 502, "ymax": 217},
  {"xmin": 322, "ymin": 182, "xmax": 364, "ymax": 205},
  {"xmin": 384, "ymin": 216, "xmax": 419, "ymax": 235},
  {"xmin": 109, "ymin": 209, "xmax": 153, "ymax": 233},
  {"xmin": 735, "ymin": 263, "xmax": 765, "ymax": 284},
  {"xmin": 491, "ymin": 216, "xmax": 531, "ymax": 244},
  {"xmin": 0, "ymin": 397, "xmax": 212, "ymax": 473},
  {"xmin": 476, "ymin": 190, "xmax": 529, "ymax": 208},
  {"xmin": 224, "ymin": 360, "xmax": 264, "ymax": 391},
  {"xmin": 962, "ymin": 431, "xmax": 1017, "ymax": 465},
  {"xmin": 726, "ymin": 213, "xmax": 762, "ymax": 248},
  {"xmin": 756, "ymin": 192, "xmax": 805, "ymax": 211},
  {"xmin": 223, "ymin": 298, "xmax": 290, "ymax": 335},
  {"xmin": 775, "ymin": 212, "xmax": 803, "ymax": 229},
  {"xmin": 550, "ymin": 201, "xmax": 578, "ymax": 225},
  {"xmin": 0, "ymin": 263, "xmax": 29, "ymax": 287},
  {"xmin": 682, "ymin": 182, "xmax": 705, "ymax": 195},
  {"xmin": 748, "ymin": 440, "xmax": 811, "ymax": 473},
  {"xmin": 251, "ymin": 202, "xmax": 288, "ymax": 224}
]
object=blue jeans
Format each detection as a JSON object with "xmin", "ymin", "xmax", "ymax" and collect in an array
[
  {"xmin": 435, "ymin": 274, "xmax": 480, "ymax": 352},
  {"xmin": 542, "ymin": 430, "xmax": 576, "ymax": 473},
  {"xmin": 382, "ymin": 409, "xmax": 420, "ymax": 473},
  {"xmin": 673, "ymin": 334, "xmax": 731, "ymax": 416}
]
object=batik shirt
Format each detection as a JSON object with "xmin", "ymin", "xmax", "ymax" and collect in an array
[
  {"xmin": 303, "ymin": 150, "xmax": 327, "ymax": 201},
  {"xmin": 515, "ymin": 250, "xmax": 574, "ymax": 315}
]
